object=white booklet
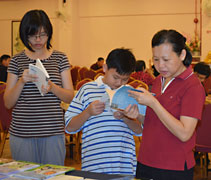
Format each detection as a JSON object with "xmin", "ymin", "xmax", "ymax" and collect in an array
[
  {"xmin": 0, "ymin": 161, "xmax": 40, "ymax": 175},
  {"xmin": 29, "ymin": 59, "xmax": 50, "ymax": 96}
]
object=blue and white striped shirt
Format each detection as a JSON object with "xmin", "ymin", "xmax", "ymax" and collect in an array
[{"xmin": 65, "ymin": 76, "xmax": 140, "ymax": 175}]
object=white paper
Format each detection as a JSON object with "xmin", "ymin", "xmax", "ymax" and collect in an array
[{"xmin": 29, "ymin": 59, "xmax": 50, "ymax": 96}]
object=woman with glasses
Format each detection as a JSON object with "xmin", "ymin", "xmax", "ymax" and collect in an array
[{"xmin": 4, "ymin": 9, "xmax": 74, "ymax": 165}]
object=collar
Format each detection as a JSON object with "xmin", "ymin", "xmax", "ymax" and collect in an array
[
  {"xmin": 175, "ymin": 66, "xmax": 193, "ymax": 80},
  {"xmin": 95, "ymin": 76, "xmax": 112, "ymax": 90}
]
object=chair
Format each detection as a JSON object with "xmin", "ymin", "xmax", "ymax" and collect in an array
[
  {"xmin": 95, "ymin": 68, "xmax": 104, "ymax": 75},
  {"xmin": 83, "ymin": 69, "xmax": 97, "ymax": 80},
  {"xmin": 65, "ymin": 132, "xmax": 82, "ymax": 163},
  {"xmin": 0, "ymin": 83, "xmax": 12, "ymax": 157},
  {"xmin": 75, "ymin": 78, "xmax": 92, "ymax": 90},
  {"xmin": 78, "ymin": 67, "xmax": 88, "ymax": 81},
  {"xmin": 0, "ymin": 81, "xmax": 6, "ymax": 84},
  {"xmin": 195, "ymin": 104, "xmax": 211, "ymax": 178},
  {"xmin": 70, "ymin": 66, "xmax": 80, "ymax": 89},
  {"xmin": 128, "ymin": 80, "xmax": 149, "ymax": 90},
  {"xmin": 127, "ymin": 76, "xmax": 136, "ymax": 84}
]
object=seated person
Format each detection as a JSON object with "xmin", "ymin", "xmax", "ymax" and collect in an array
[
  {"xmin": 131, "ymin": 60, "xmax": 155, "ymax": 86},
  {"xmin": 193, "ymin": 62, "xmax": 211, "ymax": 165},
  {"xmin": 0, "ymin": 54, "xmax": 11, "ymax": 82},
  {"xmin": 90, "ymin": 57, "xmax": 104, "ymax": 70},
  {"xmin": 193, "ymin": 62, "xmax": 210, "ymax": 95}
]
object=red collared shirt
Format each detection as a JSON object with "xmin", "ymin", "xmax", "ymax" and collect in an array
[{"xmin": 138, "ymin": 66, "xmax": 205, "ymax": 170}]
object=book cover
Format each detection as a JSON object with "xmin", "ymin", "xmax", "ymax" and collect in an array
[
  {"xmin": 105, "ymin": 85, "xmax": 146, "ymax": 115},
  {"xmin": 48, "ymin": 175, "xmax": 84, "ymax": 180},
  {"xmin": 12, "ymin": 164, "xmax": 74, "ymax": 180},
  {"xmin": 29, "ymin": 59, "xmax": 50, "ymax": 96},
  {"xmin": 0, "ymin": 161, "xmax": 40, "ymax": 175},
  {"xmin": 0, "ymin": 174, "xmax": 9, "ymax": 179},
  {"xmin": 3, "ymin": 176, "xmax": 35, "ymax": 180},
  {"xmin": 0, "ymin": 159, "xmax": 14, "ymax": 165}
]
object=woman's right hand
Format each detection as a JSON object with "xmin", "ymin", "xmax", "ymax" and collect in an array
[
  {"xmin": 21, "ymin": 69, "xmax": 38, "ymax": 84},
  {"xmin": 129, "ymin": 87, "xmax": 156, "ymax": 108}
]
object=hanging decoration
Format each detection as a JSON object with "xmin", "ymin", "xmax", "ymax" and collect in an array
[
  {"xmin": 193, "ymin": 0, "xmax": 200, "ymax": 55},
  {"xmin": 185, "ymin": 0, "xmax": 201, "ymax": 56}
]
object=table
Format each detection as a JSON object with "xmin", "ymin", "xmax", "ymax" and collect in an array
[{"xmin": 66, "ymin": 170, "xmax": 151, "ymax": 180}]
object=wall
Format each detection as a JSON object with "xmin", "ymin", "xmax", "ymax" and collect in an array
[
  {"xmin": 77, "ymin": 0, "xmax": 201, "ymax": 67},
  {"xmin": 0, "ymin": 0, "xmax": 55, "ymax": 54},
  {"xmin": 0, "ymin": 0, "xmax": 206, "ymax": 68},
  {"xmin": 202, "ymin": 0, "xmax": 211, "ymax": 61}
]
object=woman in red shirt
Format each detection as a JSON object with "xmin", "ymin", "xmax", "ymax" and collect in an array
[{"xmin": 129, "ymin": 29, "xmax": 205, "ymax": 180}]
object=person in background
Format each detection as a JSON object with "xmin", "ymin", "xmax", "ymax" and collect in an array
[
  {"xmin": 151, "ymin": 64, "xmax": 160, "ymax": 77},
  {"xmin": 129, "ymin": 29, "xmax": 205, "ymax": 180},
  {"xmin": 193, "ymin": 62, "xmax": 210, "ymax": 96},
  {"xmin": 131, "ymin": 60, "xmax": 155, "ymax": 86},
  {"xmin": 193, "ymin": 62, "xmax": 211, "ymax": 165},
  {"xmin": 65, "ymin": 48, "xmax": 143, "ymax": 175},
  {"xmin": 3, "ymin": 9, "xmax": 74, "ymax": 165},
  {"xmin": 90, "ymin": 57, "xmax": 104, "ymax": 70},
  {"xmin": 0, "ymin": 54, "xmax": 11, "ymax": 82}
]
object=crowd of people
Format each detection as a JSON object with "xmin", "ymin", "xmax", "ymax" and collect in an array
[{"xmin": 1, "ymin": 8, "xmax": 210, "ymax": 180}]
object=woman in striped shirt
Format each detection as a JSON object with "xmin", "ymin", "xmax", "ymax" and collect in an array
[{"xmin": 4, "ymin": 9, "xmax": 74, "ymax": 165}]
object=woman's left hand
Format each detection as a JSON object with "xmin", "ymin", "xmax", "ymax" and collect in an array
[
  {"xmin": 41, "ymin": 80, "xmax": 53, "ymax": 95},
  {"xmin": 113, "ymin": 104, "xmax": 139, "ymax": 121}
]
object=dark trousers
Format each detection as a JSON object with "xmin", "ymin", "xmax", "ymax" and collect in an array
[{"xmin": 136, "ymin": 162, "xmax": 194, "ymax": 180}]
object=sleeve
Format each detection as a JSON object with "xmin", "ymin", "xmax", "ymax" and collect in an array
[
  {"xmin": 65, "ymin": 88, "xmax": 85, "ymax": 134},
  {"xmin": 181, "ymin": 82, "xmax": 205, "ymax": 120},
  {"xmin": 59, "ymin": 53, "xmax": 70, "ymax": 73},
  {"xmin": 7, "ymin": 56, "xmax": 18, "ymax": 75}
]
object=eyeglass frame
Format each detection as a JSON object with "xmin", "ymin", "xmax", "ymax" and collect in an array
[{"xmin": 28, "ymin": 33, "xmax": 48, "ymax": 41}]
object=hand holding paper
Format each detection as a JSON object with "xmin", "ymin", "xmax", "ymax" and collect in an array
[
  {"xmin": 29, "ymin": 59, "xmax": 50, "ymax": 96},
  {"xmin": 105, "ymin": 85, "xmax": 146, "ymax": 115}
]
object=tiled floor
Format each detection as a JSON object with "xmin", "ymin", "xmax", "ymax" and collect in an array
[{"xmin": 1, "ymin": 135, "xmax": 211, "ymax": 180}]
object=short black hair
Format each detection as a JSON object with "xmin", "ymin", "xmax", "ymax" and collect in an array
[
  {"xmin": 19, "ymin": 9, "xmax": 53, "ymax": 52},
  {"xmin": 0, "ymin": 54, "xmax": 10, "ymax": 63},
  {"xmin": 97, "ymin": 57, "xmax": 104, "ymax": 61},
  {"xmin": 135, "ymin": 60, "xmax": 146, "ymax": 72},
  {"xmin": 152, "ymin": 29, "xmax": 192, "ymax": 67},
  {"xmin": 194, "ymin": 62, "xmax": 210, "ymax": 78},
  {"xmin": 106, "ymin": 48, "xmax": 136, "ymax": 75}
]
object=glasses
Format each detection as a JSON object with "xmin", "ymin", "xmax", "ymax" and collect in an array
[{"xmin": 28, "ymin": 33, "xmax": 48, "ymax": 41}]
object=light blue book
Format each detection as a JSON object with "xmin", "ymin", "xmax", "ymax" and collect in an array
[{"xmin": 105, "ymin": 85, "xmax": 146, "ymax": 115}]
